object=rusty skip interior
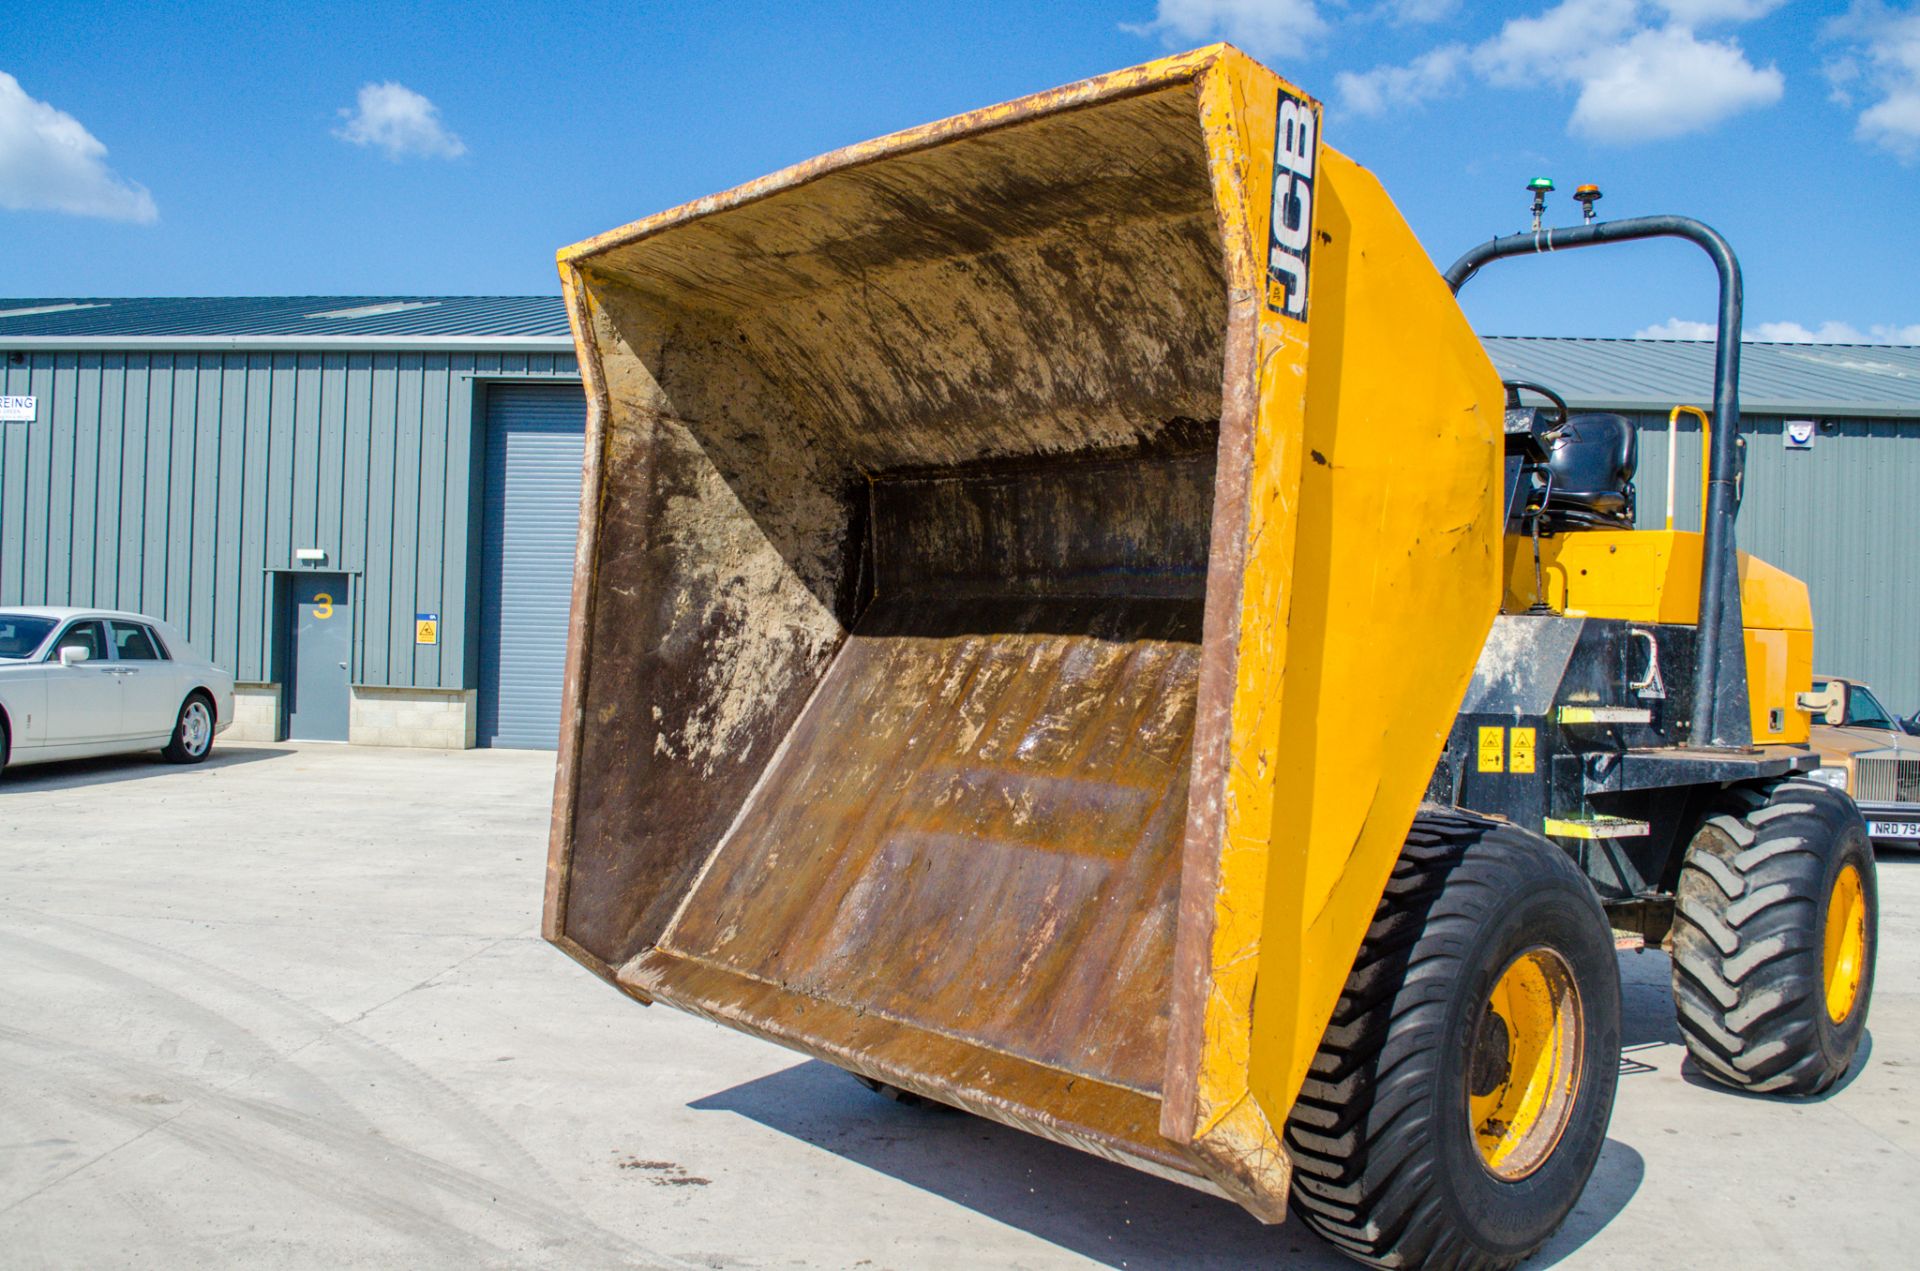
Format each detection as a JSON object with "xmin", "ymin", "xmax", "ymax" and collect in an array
[{"xmin": 552, "ymin": 80, "xmax": 1252, "ymax": 1181}]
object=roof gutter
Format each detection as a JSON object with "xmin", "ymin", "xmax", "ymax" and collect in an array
[
  {"xmin": 1513, "ymin": 392, "xmax": 1919, "ymax": 421},
  {"xmin": 0, "ymin": 335, "xmax": 576, "ymax": 353}
]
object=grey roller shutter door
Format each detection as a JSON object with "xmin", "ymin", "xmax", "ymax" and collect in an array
[{"xmin": 479, "ymin": 385, "xmax": 585, "ymax": 749}]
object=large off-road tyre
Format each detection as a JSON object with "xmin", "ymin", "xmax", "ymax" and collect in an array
[
  {"xmin": 1285, "ymin": 810, "xmax": 1621, "ymax": 1270},
  {"xmin": 1671, "ymin": 777, "xmax": 1876, "ymax": 1097},
  {"xmin": 850, "ymin": 1074, "xmax": 948, "ymax": 1110}
]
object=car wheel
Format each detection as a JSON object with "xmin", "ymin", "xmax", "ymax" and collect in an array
[{"xmin": 161, "ymin": 693, "xmax": 216, "ymax": 764}]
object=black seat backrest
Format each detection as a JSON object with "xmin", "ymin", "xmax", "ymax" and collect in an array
[{"xmin": 1543, "ymin": 413, "xmax": 1637, "ymax": 528}]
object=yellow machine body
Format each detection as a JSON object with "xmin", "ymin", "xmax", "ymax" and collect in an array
[
  {"xmin": 544, "ymin": 46, "xmax": 1504, "ymax": 1218},
  {"xmin": 1500, "ymin": 529, "xmax": 1814, "ymax": 744}
]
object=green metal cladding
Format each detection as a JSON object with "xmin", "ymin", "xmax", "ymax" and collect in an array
[{"xmin": 0, "ymin": 348, "xmax": 581, "ymax": 691}]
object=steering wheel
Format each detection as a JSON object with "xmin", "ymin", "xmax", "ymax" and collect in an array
[{"xmin": 1502, "ymin": 380, "xmax": 1569, "ymax": 436}]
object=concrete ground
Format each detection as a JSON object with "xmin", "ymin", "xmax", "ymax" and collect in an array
[{"xmin": 1, "ymin": 743, "xmax": 1916, "ymax": 1270}]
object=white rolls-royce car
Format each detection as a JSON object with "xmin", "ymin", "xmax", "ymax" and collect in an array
[{"xmin": 0, "ymin": 607, "xmax": 235, "ymax": 777}]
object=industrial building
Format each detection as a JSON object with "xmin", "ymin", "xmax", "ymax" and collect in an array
[
  {"xmin": 3, "ymin": 299, "xmax": 1916, "ymax": 748},
  {"xmin": 0, "ymin": 297, "xmax": 582, "ymax": 748}
]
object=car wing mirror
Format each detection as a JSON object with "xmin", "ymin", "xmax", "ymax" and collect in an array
[
  {"xmin": 58, "ymin": 646, "xmax": 90, "ymax": 667},
  {"xmin": 1797, "ymin": 685, "xmax": 1843, "ymax": 726}
]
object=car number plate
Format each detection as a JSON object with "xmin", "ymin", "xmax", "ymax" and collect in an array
[{"xmin": 1867, "ymin": 820, "xmax": 1920, "ymax": 840}]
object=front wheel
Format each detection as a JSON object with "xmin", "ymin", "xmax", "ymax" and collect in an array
[
  {"xmin": 1285, "ymin": 810, "xmax": 1621, "ymax": 1270},
  {"xmin": 161, "ymin": 693, "xmax": 216, "ymax": 764}
]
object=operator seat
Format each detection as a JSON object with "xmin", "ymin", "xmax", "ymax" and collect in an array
[{"xmin": 1542, "ymin": 412, "xmax": 1637, "ymax": 530}]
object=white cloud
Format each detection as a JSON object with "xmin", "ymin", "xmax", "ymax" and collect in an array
[
  {"xmin": 1824, "ymin": 55, "xmax": 1862, "ymax": 107},
  {"xmin": 0, "ymin": 72, "xmax": 156, "ymax": 222},
  {"xmin": 1652, "ymin": 0, "xmax": 1788, "ymax": 24},
  {"xmin": 1122, "ymin": 0, "xmax": 1329, "ymax": 59},
  {"xmin": 1636, "ymin": 317, "xmax": 1920, "ymax": 343},
  {"xmin": 1344, "ymin": 0, "xmax": 1782, "ymax": 138},
  {"xmin": 333, "ymin": 82, "xmax": 466, "ymax": 161},
  {"xmin": 1378, "ymin": 0, "xmax": 1460, "ymax": 23},
  {"xmin": 1475, "ymin": 0, "xmax": 1641, "ymax": 86},
  {"xmin": 1826, "ymin": 3, "xmax": 1920, "ymax": 161},
  {"xmin": 1752, "ymin": 320, "xmax": 1920, "ymax": 343},
  {"xmin": 1635, "ymin": 318, "xmax": 1718, "ymax": 338},
  {"xmin": 1751, "ymin": 320, "xmax": 1868, "ymax": 342},
  {"xmin": 1567, "ymin": 26, "xmax": 1783, "ymax": 140},
  {"xmin": 1338, "ymin": 45, "xmax": 1468, "ymax": 115}
]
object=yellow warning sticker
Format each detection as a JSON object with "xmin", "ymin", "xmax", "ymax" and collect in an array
[
  {"xmin": 1510, "ymin": 727, "xmax": 1536, "ymax": 774},
  {"xmin": 1477, "ymin": 726, "xmax": 1504, "ymax": 773}
]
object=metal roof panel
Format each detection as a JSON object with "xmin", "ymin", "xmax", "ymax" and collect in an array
[
  {"xmin": 1483, "ymin": 337, "xmax": 1920, "ymax": 418},
  {"xmin": 0, "ymin": 296, "xmax": 570, "ymax": 340}
]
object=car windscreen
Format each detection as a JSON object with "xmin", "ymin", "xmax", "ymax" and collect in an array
[
  {"xmin": 1848, "ymin": 686, "xmax": 1898, "ymax": 730},
  {"xmin": 0, "ymin": 614, "xmax": 57, "ymax": 659}
]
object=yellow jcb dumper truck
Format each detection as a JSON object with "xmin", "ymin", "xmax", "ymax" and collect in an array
[{"xmin": 543, "ymin": 47, "xmax": 1879, "ymax": 1268}]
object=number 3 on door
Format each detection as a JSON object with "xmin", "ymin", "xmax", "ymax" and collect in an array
[{"xmin": 314, "ymin": 593, "xmax": 334, "ymax": 620}]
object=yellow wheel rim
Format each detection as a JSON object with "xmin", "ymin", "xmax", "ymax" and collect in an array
[
  {"xmin": 1823, "ymin": 864, "xmax": 1867, "ymax": 1024},
  {"xmin": 1468, "ymin": 947, "xmax": 1584, "ymax": 1180}
]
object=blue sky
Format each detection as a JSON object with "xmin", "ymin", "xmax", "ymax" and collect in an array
[{"xmin": 1, "ymin": 1, "xmax": 1915, "ymax": 340}]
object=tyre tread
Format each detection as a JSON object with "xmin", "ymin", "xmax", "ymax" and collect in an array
[
  {"xmin": 1669, "ymin": 778, "xmax": 1876, "ymax": 1097},
  {"xmin": 1283, "ymin": 809, "xmax": 1615, "ymax": 1270}
]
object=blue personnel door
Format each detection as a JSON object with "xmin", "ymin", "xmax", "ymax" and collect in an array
[
  {"xmin": 287, "ymin": 573, "xmax": 352, "ymax": 741},
  {"xmin": 478, "ymin": 385, "xmax": 586, "ymax": 749}
]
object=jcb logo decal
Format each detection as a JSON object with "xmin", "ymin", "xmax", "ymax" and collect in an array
[{"xmin": 1267, "ymin": 87, "xmax": 1319, "ymax": 320}]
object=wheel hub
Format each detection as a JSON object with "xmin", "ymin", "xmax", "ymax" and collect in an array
[
  {"xmin": 1468, "ymin": 946, "xmax": 1584, "ymax": 1181},
  {"xmin": 1470, "ymin": 1010, "xmax": 1512, "ymax": 1098},
  {"xmin": 1824, "ymin": 864, "xmax": 1867, "ymax": 1024},
  {"xmin": 183, "ymin": 702, "xmax": 211, "ymax": 755}
]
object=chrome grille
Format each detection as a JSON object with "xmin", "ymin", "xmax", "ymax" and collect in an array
[{"xmin": 1855, "ymin": 757, "xmax": 1920, "ymax": 804}]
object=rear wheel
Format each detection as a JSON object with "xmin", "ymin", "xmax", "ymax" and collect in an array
[
  {"xmin": 851, "ymin": 1074, "xmax": 951, "ymax": 1110},
  {"xmin": 1285, "ymin": 810, "xmax": 1620, "ymax": 1270},
  {"xmin": 1671, "ymin": 778, "xmax": 1876, "ymax": 1096},
  {"xmin": 161, "ymin": 693, "xmax": 216, "ymax": 764}
]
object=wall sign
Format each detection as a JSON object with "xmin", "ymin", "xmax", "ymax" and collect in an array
[
  {"xmin": 0, "ymin": 396, "xmax": 36, "ymax": 422},
  {"xmin": 415, "ymin": 613, "xmax": 439, "ymax": 645}
]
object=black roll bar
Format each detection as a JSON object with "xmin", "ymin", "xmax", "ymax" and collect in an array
[{"xmin": 1445, "ymin": 215, "xmax": 1751, "ymax": 750}]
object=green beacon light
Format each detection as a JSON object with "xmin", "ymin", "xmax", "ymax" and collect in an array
[{"xmin": 1527, "ymin": 177, "xmax": 1555, "ymax": 232}]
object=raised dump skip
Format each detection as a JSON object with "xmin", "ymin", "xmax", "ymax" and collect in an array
[{"xmin": 546, "ymin": 46, "xmax": 1506, "ymax": 1219}]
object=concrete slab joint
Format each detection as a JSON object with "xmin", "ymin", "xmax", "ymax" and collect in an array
[{"xmin": 348, "ymin": 686, "xmax": 478, "ymax": 749}]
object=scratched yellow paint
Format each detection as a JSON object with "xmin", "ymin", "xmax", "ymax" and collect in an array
[
  {"xmin": 1239, "ymin": 142, "xmax": 1505, "ymax": 1143},
  {"xmin": 1165, "ymin": 48, "xmax": 1305, "ymax": 1209},
  {"xmin": 1502, "ymin": 528, "xmax": 1814, "ymax": 743},
  {"xmin": 1162, "ymin": 48, "xmax": 1505, "ymax": 1213}
]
